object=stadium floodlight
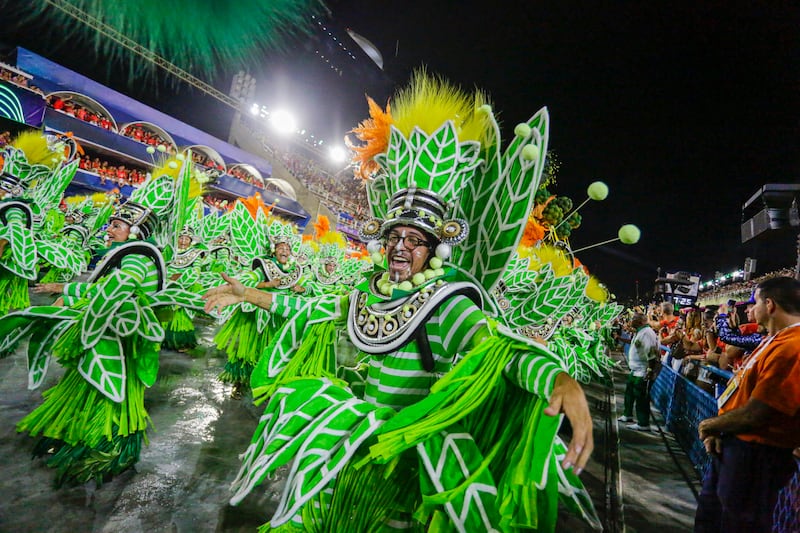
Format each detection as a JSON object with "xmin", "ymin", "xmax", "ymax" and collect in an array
[
  {"xmin": 270, "ymin": 110, "xmax": 297, "ymax": 135},
  {"xmin": 328, "ymin": 146, "xmax": 347, "ymax": 163},
  {"xmin": 250, "ymin": 103, "xmax": 259, "ymax": 115}
]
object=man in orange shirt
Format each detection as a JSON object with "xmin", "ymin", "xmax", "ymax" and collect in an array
[{"xmin": 694, "ymin": 277, "xmax": 800, "ymax": 533}]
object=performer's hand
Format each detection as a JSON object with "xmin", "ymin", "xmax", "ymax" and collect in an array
[
  {"xmin": 33, "ymin": 282, "xmax": 64, "ymax": 294},
  {"xmin": 203, "ymin": 273, "xmax": 246, "ymax": 313},
  {"xmin": 53, "ymin": 296, "xmax": 64, "ymax": 307},
  {"xmin": 545, "ymin": 372, "xmax": 593, "ymax": 474},
  {"xmin": 291, "ymin": 284, "xmax": 305, "ymax": 293},
  {"xmin": 0, "ymin": 237, "xmax": 7, "ymax": 257}
]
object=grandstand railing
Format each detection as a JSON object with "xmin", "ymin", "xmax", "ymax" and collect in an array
[{"xmin": 650, "ymin": 361, "xmax": 799, "ymax": 529}]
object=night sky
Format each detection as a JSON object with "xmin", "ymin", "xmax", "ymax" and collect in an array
[{"xmin": 4, "ymin": 1, "xmax": 799, "ymax": 302}]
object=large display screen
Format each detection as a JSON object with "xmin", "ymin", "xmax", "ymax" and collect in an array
[{"xmin": 663, "ymin": 271, "xmax": 701, "ymax": 299}]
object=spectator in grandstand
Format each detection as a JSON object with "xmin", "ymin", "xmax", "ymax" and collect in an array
[
  {"xmin": 716, "ymin": 294, "xmax": 766, "ymax": 364},
  {"xmin": 618, "ymin": 312, "xmax": 660, "ymax": 431},
  {"xmin": 649, "ymin": 301, "xmax": 680, "ymax": 338},
  {"xmin": 695, "ymin": 276, "xmax": 800, "ymax": 533}
]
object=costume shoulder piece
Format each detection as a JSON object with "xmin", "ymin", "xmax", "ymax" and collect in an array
[
  {"xmin": 171, "ymin": 247, "xmax": 206, "ymax": 269},
  {"xmin": 89, "ymin": 241, "xmax": 167, "ymax": 291},
  {"xmin": 0, "ymin": 201, "xmax": 33, "ymax": 228},
  {"xmin": 347, "ymin": 274, "xmax": 482, "ymax": 354},
  {"xmin": 252, "ymin": 257, "xmax": 302, "ymax": 289}
]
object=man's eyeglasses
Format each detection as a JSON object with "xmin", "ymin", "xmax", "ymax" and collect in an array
[{"xmin": 386, "ymin": 233, "xmax": 429, "ymax": 250}]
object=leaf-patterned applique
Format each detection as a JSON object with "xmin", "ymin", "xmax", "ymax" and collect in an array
[
  {"xmin": 454, "ymin": 108, "xmax": 550, "ymax": 296},
  {"xmin": 80, "ymin": 270, "xmax": 137, "ymax": 349},
  {"xmin": 417, "ymin": 430, "xmax": 502, "ymax": 532},
  {"xmin": 0, "ymin": 315, "xmax": 34, "ymax": 355},
  {"xmin": 365, "ymin": 174, "xmax": 390, "ymax": 220},
  {"xmin": 30, "ymin": 160, "xmax": 79, "ymax": 216},
  {"xmin": 111, "ymin": 300, "xmax": 141, "ymax": 337},
  {"xmin": 230, "ymin": 378, "xmax": 393, "ymax": 525},
  {"xmin": 0, "ymin": 212, "xmax": 37, "ymax": 279},
  {"xmin": 36, "ymin": 239, "xmax": 85, "ymax": 275},
  {"xmin": 139, "ymin": 306, "xmax": 165, "ymax": 343},
  {"xmin": 78, "ymin": 335, "xmax": 126, "ymax": 402},
  {"xmin": 149, "ymin": 286, "xmax": 205, "ymax": 310},
  {"xmin": 230, "ymin": 201, "xmax": 262, "ymax": 263},
  {"xmin": 28, "ymin": 320, "xmax": 71, "ymax": 390},
  {"xmin": 18, "ymin": 306, "xmax": 81, "ymax": 320}
]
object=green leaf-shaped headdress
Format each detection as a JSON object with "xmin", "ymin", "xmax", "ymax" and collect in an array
[
  {"xmin": 112, "ymin": 160, "xmax": 180, "ymax": 240},
  {"xmin": 351, "ymin": 71, "xmax": 550, "ymax": 301}
]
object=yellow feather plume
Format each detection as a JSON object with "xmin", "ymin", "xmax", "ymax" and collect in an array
[
  {"xmin": 585, "ymin": 276, "xmax": 610, "ymax": 303},
  {"xmin": 519, "ymin": 243, "xmax": 573, "ymax": 277},
  {"xmin": 150, "ymin": 157, "xmax": 183, "ymax": 182},
  {"xmin": 313, "ymin": 215, "xmax": 347, "ymax": 248},
  {"xmin": 391, "ymin": 69, "xmax": 494, "ymax": 145},
  {"xmin": 11, "ymin": 131, "xmax": 62, "ymax": 169}
]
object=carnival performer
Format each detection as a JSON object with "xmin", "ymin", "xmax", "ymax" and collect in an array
[
  {"xmin": 204, "ymin": 72, "xmax": 598, "ymax": 531},
  {"xmin": 304, "ymin": 215, "xmax": 367, "ymax": 297},
  {"xmin": 214, "ymin": 201, "xmax": 309, "ymax": 398},
  {"xmin": 0, "ymin": 131, "xmax": 81, "ymax": 314},
  {"xmin": 160, "ymin": 167, "xmax": 208, "ymax": 352},
  {"xmin": 0, "ymin": 159, "xmax": 205, "ymax": 487}
]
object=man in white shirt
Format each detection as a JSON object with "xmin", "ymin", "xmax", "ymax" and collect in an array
[{"xmin": 618, "ymin": 312, "xmax": 660, "ymax": 431}]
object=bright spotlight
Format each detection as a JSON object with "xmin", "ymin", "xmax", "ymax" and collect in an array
[
  {"xmin": 328, "ymin": 146, "xmax": 347, "ymax": 163},
  {"xmin": 250, "ymin": 103, "xmax": 259, "ymax": 115},
  {"xmin": 270, "ymin": 110, "xmax": 297, "ymax": 135}
]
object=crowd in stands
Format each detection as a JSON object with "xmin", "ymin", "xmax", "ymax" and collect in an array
[
  {"xmin": 78, "ymin": 154, "xmax": 148, "ymax": 187},
  {"xmin": 0, "ymin": 64, "xmax": 43, "ymax": 94},
  {"xmin": 0, "ymin": 131, "xmax": 12, "ymax": 146},
  {"xmin": 616, "ymin": 264, "xmax": 798, "ymax": 400},
  {"xmin": 46, "ymin": 95, "xmax": 115, "ymax": 131},
  {"xmin": 119, "ymin": 124, "xmax": 176, "ymax": 153},
  {"xmin": 228, "ymin": 167, "xmax": 262, "ymax": 187},
  {"xmin": 204, "ymin": 195, "xmax": 232, "ymax": 211},
  {"xmin": 189, "ymin": 151, "xmax": 225, "ymax": 175},
  {"xmin": 697, "ymin": 267, "xmax": 796, "ymax": 306},
  {"xmin": 274, "ymin": 147, "xmax": 368, "ymax": 222},
  {"xmin": 239, "ymin": 118, "xmax": 369, "ymax": 224}
]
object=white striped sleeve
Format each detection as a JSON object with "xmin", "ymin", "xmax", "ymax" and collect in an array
[{"xmin": 504, "ymin": 350, "xmax": 564, "ymax": 398}]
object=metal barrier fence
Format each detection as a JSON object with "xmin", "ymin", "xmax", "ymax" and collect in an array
[{"xmin": 650, "ymin": 363, "xmax": 799, "ymax": 530}]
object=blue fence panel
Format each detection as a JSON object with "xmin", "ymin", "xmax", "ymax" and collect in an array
[
  {"xmin": 774, "ymin": 459, "xmax": 800, "ymax": 533},
  {"xmin": 651, "ymin": 365, "xmax": 676, "ymax": 415}
]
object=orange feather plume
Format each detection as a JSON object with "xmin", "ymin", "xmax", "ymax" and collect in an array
[
  {"xmin": 347, "ymin": 96, "xmax": 393, "ymax": 180},
  {"xmin": 239, "ymin": 194, "xmax": 274, "ymax": 220},
  {"xmin": 313, "ymin": 215, "xmax": 331, "ymax": 239},
  {"xmin": 519, "ymin": 215, "xmax": 547, "ymax": 248}
]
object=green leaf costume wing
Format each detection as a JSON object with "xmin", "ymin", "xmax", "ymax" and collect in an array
[
  {"xmin": 28, "ymin": 321, "xmax": 71, "ymax": 390},
  {"xmin": 229, "ymin": 201, "xmax": 262, "ymax": 264},
  {"xmin": 78, "ymin": 335, "xmax": 126, "ymax": 403},
  {"xmin": 80, "ymin": 269, "xmax": 138, "ymax": 349},
  {"xmin": 453, "ymin": 108, "xmax": 550, "ymax": 297}
]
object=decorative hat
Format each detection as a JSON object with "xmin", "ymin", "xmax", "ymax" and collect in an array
[
  {"xmin": 267, "ymin": 219, "xmax": 299, "ymax": 253},
  {"xmin": 110, "ymin": 160, "xmax": 180, "ymax": 240},
  {"xmin": 353, "ymin": 74, "xmax": 481, "ymax": 245},
  {"xmin": 179, "ymin": 224, "xmax": 198, "ymax": 242}
]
